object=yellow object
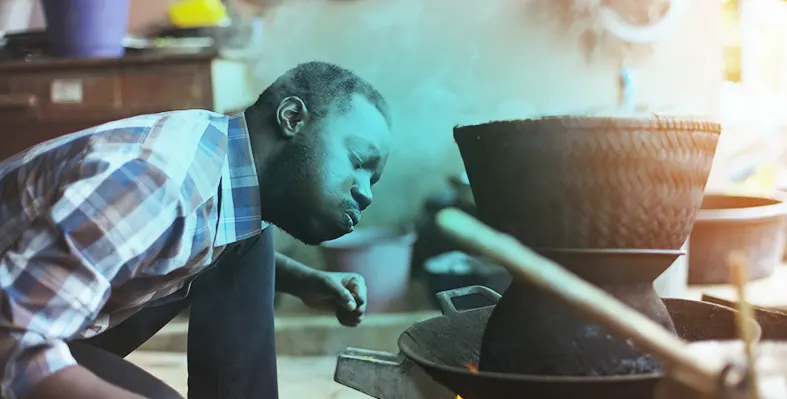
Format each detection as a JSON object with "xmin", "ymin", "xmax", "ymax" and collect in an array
[
  {"xmin": 726, "ymin": 162, "xmax": 777, "ymax": 197},
  {"xmin": 168, "ymin": 0, "xmax": 228, "ymax": 28}
]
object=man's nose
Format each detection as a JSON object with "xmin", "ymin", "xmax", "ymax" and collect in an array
[{"xmin": 351, "ymin": 184, "xmax": 373, "ymax": 211}]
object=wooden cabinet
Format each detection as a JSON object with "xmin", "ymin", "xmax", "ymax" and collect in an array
[{"xmin": 0, "ymin": 50, "xmax": 253, "ymax": 160}]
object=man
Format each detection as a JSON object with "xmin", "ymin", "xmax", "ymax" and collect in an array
[{"xmin": 0, "ymin": 61, "xmax": 392, "ymax": 399}]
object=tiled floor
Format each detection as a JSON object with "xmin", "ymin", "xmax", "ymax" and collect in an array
[{"xmin": 127, "ymin": 351, "xmax": 369, "ymax": 398}]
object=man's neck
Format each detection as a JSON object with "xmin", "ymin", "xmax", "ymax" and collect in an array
[{"xmin": 245, "ymin": 111, "xmax": 280, "ymax": 179}]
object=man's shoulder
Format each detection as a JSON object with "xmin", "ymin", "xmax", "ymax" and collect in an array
[
  {"xmin": 91, "ymin": 110, "xmax": 228, "ymax": 139},
  {"xmin": 90, "ymin": 109, "xmax": 230, "ymax": 166},
  {"xmin": 87, "ymin": 110, "xmax": 230, "ymax": 201}
]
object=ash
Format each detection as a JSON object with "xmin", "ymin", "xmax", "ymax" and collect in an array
[
  {"xmin": 604, "ymin": 354, "xmax": 662, "ymax": 376},
  {"xmin": 580, "ymin": 328, "xmax": 663, "ymax": 376}
]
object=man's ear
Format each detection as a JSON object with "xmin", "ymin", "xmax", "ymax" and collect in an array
[{"xmin": 276, "ymin": 96, "xmax": 308, "ymax": 138}]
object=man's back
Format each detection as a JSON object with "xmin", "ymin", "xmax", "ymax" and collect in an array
[
  {"xmin": 0, "ymin": 109, "xmax": 250, "ymax": 398},
  {"xmin": 0, "ymin": 109, "xmax": 229, "ymax": 211}
]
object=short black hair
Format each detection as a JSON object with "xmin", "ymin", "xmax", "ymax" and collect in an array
[{"xmin": 248, "ymin": 61, "xmax": 392, "ymax": 130}]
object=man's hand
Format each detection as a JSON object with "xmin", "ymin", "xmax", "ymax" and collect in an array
[
  {"xmin": 298, "ymin": 270, "xmax": 367, "ymax": 327},
  {"xmin": 275, "ymin": 253, "xmax": 368, "ymax": 326}
]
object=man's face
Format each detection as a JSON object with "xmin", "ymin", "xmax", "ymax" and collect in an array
[{"xmin": 261, "ymin": 95, "xmax": 391, "ymax": 245}]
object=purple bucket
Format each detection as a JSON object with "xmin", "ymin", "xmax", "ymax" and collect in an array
[{"xmin": 41, "ymin": 0, "xmax": 130, "ymax": 58}]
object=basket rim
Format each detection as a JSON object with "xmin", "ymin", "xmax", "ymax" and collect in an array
[
  {"xmin": 696, "ymin": 193, "xmax": 787, "ymax": 222},
  {"xmin": 454, "ymin": 115, "xmax": 723, "ymax": 135}
]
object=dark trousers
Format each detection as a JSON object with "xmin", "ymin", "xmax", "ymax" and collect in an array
[{"xmin": 68, "ymin": 228, "xmax": 278, "ymax": 399}]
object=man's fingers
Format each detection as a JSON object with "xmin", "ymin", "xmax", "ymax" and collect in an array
[
  {"xmin": 338, "ymin": 288, "xmax": 357, "ymax": 311},
  {"xmin": 345, "ymin": 274, "xmax": 367, "ymax": 306},
  {"xmin": 336, "ymin": 274, "xmax": 366, "ymax": 327},
  {"xmin": 337, "ymin": 307, "xmax": 362, "ymax": 327},
  {"xmin": 356, "ymin": 299, "xmax": 367, "ymax": 314},
  {"xmin": 324, "ymin": 276, "xmax": 357, "ymax": 311}
]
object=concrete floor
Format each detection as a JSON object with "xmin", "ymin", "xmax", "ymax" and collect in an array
[
  {"xmin": 127, "ymin": 351, "xmax": 369, "ymax": 398},
  {"xmin": 127, "ymin": 281, "xmax": 440, "ymax": 398},
  {"xmin": 128, "ymin": 266, "xmax": 787, "ymax": 398}
]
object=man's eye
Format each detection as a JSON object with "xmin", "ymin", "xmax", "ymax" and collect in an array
[{"xmin": 351, "ymin": 155, "xmax": 363, "ymax": 169}]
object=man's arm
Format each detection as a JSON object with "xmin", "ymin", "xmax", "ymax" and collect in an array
[
  {"xmin": 274, "ymin": 252, "xmax": 319, "ymax": 295},
  {"xmin": 0, "ymin": 158, "xmax": 183, "ymax": 399},
  {"xmin": 273, "ymin": 252, "xmax": 366, "ymax": 326}
]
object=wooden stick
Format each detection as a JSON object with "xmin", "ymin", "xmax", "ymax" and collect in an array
[
  {"xmin": 729, "ymin": 252, "xmax": 760, "ymax": 399},
  {"xmin": 435, "ymin": 208, "xmax": 725, "ymax": 395}
]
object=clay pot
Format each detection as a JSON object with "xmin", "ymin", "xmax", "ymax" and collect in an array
[{"xmin": 688, "ymin": 194, "xmax": 787, "ymax": 284}]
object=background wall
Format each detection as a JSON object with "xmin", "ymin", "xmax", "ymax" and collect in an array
[
  {"xmin": 247, "ymin": 0, "xmax": 723, "ymax": 226},
  {"xmin": 21, "ymin": 0, "xmax": 725, "ymax": 266},
  {"xmin": 243, "ymin": 0, "xmax": 724, "ymax": 265}
]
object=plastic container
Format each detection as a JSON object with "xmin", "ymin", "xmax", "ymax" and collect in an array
[
  {"xmin": 168, "ymin": 0, "xmax": 228, "ymax": 28},
  {"xmin": 40, "ymin": 0, "xmax": 129, "ymax": 58},
  {"xmin": 320, "ymin": 227, "xmax": 416, "ymax": 313}
]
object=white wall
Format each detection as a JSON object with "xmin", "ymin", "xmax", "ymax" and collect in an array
[{"xmin": 250, "ymin": 0, "xmax": 723, "ymax": 228}]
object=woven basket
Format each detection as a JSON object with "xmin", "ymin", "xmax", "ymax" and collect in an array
[{"xmin": 454, "ymin": 116, "xmax": 723, "ymax": 250}]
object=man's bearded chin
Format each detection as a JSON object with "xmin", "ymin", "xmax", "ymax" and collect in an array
[{"xmin": 259, "ymin": 142, "xmax": 324, "ymax": 245}]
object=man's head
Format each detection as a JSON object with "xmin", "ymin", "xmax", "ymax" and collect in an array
[{"xmin": 246, "ymin": 62, "xmax": 392, "ymax": 245}]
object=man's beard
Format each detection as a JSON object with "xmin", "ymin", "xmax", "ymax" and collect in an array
[{"xmin": 259, "ymin": 138, "xmax": 326, "ymax": 245}]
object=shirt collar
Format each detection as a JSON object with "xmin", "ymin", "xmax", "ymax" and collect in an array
[{"xmin": 214, "ymin": 112, "xmax": 269, "ymax": 247}]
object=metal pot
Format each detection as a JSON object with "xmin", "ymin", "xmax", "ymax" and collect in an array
[{"xmin": 335, "ymin": 285, "xmax": 760, "ymax": 399}]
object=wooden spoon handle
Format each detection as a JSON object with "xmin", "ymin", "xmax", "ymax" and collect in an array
[{"xmin": 435, "ymin": 208, "xmax": 722, "ymax": 394}]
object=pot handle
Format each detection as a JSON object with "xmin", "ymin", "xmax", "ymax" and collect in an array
[
  {"xmin": 336, "ymin": 347, "xmax": 457, "ymax": 399},
  {"xmin": 435, "ymin": 285, "xmax": 501, "ymax": 316},
  {"xmin": 334, "ymin": 348, "xmax": 402, "ymax": 399}
]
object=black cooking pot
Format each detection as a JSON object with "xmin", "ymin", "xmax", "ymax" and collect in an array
[{"xmin": 335, "ymin": 286, "xmax": 760, "ymax": 399}]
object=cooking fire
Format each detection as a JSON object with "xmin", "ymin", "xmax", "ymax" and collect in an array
[
  {"xmin": 455, "ymin": 363, "xmax": 478, "ymax": 398},
  {"xmin": 463, "ymin": 363, "xmax": 478, "ymax": 374}
]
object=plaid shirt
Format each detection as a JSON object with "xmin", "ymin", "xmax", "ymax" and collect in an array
[{"xmin": 0, "ymin": 110, "xmax": 267, "ymax": 399}]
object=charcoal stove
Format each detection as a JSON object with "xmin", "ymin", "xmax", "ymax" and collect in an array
[
  {"xmin": 452, "ymin": 116, "xmax": 723, "ymax": 377},
  {"xmin": 335, "ymin": 286, "xmax": 760, "ymax": 399},
  {"xmin": 336, "ymin": 115, "xmax": 730, "ymax": 398}
]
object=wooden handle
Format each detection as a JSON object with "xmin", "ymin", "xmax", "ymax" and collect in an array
[
  {"xmin": 730, "ymin": 254, "xmax": 761, "ymax": 399},
  {"xmin": 435, "ymin": 208, "xmax": 723, "ymax": 394}
]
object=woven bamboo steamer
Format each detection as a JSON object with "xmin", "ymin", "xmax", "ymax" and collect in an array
[{"xmin": 453, "ymin": 115, "xmax": 723, "ymax": 250}]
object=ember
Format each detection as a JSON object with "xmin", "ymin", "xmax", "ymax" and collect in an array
[{"xmin": 454, "ymin": 364, "xmax": 478, "ymax": 398}]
